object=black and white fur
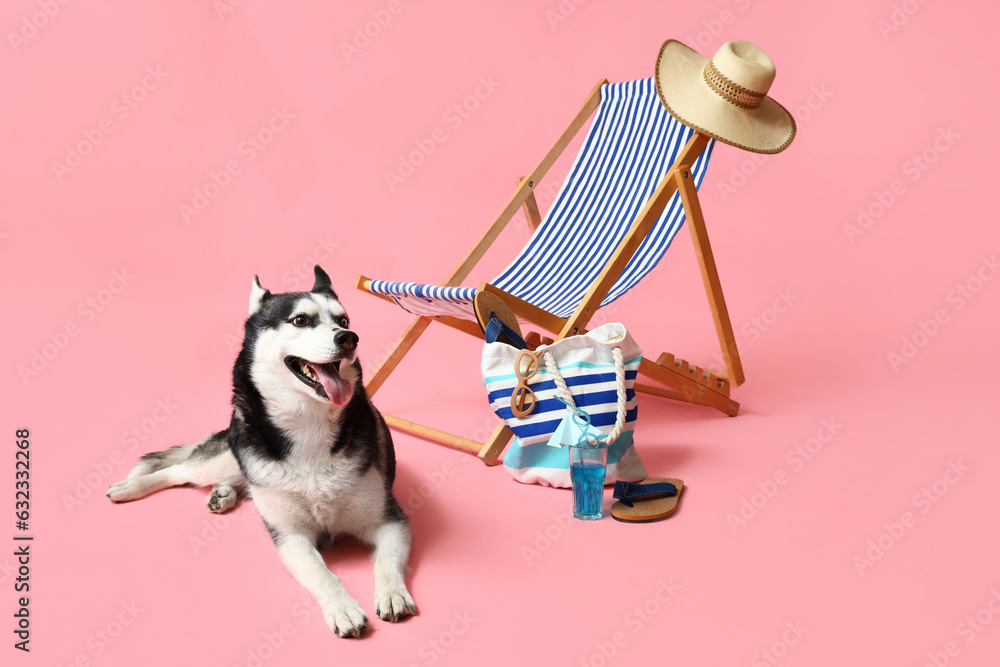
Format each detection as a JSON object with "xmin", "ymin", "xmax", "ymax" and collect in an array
[{"xmin": 107, "ymin": 266, "xmax": 415, "ymax": 637}]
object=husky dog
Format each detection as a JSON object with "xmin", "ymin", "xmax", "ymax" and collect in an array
[{"xmin": 107, "ymin": 266, "xmax": 415, "ymax": 637}]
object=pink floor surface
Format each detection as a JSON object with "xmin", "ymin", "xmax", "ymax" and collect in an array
[{"xmin": 3, "ymin": 1, "xmax": 999, "ymax": 665}]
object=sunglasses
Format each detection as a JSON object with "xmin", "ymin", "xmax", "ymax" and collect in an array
[{"xmin": 510, "ymin": 349, "xmax": 540, "ymax": 418}]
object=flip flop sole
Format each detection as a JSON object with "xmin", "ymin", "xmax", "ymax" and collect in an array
[
  {"xmin": 473, "ymin": 291, "xmax": 523, "ymax": 346},
  {"xmin": 611, "ymin": 477, "xmax": 684, "ymax": 523}
]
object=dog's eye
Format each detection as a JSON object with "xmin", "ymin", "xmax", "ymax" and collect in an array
[
  {"xmin": 338, "ymin": 317, "xmax": 349, "ymax": 328},
  {"xmin": 291, "ymin": 315, "xmax": 309, "ymax": 327}
]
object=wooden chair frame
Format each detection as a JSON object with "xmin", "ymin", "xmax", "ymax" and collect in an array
[{"xmin": 355, "ymin": 79, "xmax": 744, "ymax": 466}]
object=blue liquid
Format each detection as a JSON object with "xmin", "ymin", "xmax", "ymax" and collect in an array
[{"xmin": 570, "ymin": 461, "xmax": 606, "ymax": 520}]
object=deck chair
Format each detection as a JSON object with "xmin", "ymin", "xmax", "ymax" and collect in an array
[{"xmin": 355, "ymin": 77, "xmax": 744, "ymax": 466}]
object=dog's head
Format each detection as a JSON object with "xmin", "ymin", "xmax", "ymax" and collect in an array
[{"xmin": 244, "ymin": 266, "xmax": 360, "ymax": 406}]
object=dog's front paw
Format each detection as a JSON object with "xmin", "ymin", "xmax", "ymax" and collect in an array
[
  {"xmin": 207, "ymin": 485, "xmax": 239, "ymax": 513},
  {"xmin": 323, "ymin": 595, "xmax": 368, "ymax": 638},
  {"xmin": 374, "ymin": 583, "xmax": 416, "ymax": 622},
  {"xmin": 107, "ymin": 479, "xmax": 141, "ymax": 503}
]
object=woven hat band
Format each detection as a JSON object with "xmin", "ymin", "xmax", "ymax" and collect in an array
[{"xmin": 702, "ymin": 59, "xmax": 765, "ymax": 110}]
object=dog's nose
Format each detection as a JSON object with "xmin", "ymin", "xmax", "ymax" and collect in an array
[{"xmin": 335, "ymin": 330, "xmax": 358, "ymax": 350}]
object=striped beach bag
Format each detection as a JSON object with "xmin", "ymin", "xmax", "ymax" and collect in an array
[{"xmin": 481, "ymin": 323, "xmax": 647, "ymax": 487}]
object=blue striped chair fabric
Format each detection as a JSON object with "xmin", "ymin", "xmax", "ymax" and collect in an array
[{"xmin": 369, "ymin": 77, "xmax": 714, "ymax": 320}]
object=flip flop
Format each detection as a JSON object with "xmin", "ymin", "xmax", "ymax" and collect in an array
[
  {"xmin": 611, "ymin": 477, "xmax": 684, "ymax": 523},
  {"xmin": 474, "ymin": 290, "xmax": 528, "ymax": 349}
]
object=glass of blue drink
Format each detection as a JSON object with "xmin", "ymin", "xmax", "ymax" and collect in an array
[{"xmin": 569, "ymin": 441, "xmax": 608, "ymax": 520}]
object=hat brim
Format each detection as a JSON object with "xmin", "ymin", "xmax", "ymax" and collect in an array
[{"xmin": 655, "ymin": 39, "xmax": 795, "ymax": 154}]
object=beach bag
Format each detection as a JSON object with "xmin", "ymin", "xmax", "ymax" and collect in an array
[{"xmin": 481, "ymin": 322, "xmax": 647, "ymax": 487}]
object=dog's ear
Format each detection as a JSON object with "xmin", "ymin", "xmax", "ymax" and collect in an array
[
  {"xmin": 311, "ymin": 265, "xmax": 337, "ymax": 298},
  {"xmin": 249, "ymin": 275, "xmax": 271, "ymax": 315}
]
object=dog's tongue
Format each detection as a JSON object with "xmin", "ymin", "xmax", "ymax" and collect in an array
[{"xmin": 312, "ymin": 363, "xmax": 352, "ymax": 405}]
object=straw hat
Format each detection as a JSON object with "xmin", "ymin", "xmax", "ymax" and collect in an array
[{"xmin": 655, "ymin": 39, "xmax": 795, "ymax": 154}]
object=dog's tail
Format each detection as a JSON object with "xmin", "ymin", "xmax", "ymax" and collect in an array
[{"xmin": 125, "ymin": 429, "xmax": 229, "ymax": 479}]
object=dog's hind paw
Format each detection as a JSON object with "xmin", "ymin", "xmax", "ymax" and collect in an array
[
  {"xmin": 374, "ymin": 583, "xmax": 416, "ymax": 622},
  {"xmin": 324, "ymin": 596, "xmax": 368, "ymax": 638},
  {"xmin": 107, "ymin": 479, "xmax": 142, "ymax": 503},
  {"xmin": 207, "ymin": 485, "xmax": 239, "ymax": 513}
]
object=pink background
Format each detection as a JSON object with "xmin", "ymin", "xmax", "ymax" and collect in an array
[{"xmin": 3, "ymin": 0, "xmax": 999, "ymax": 664}]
